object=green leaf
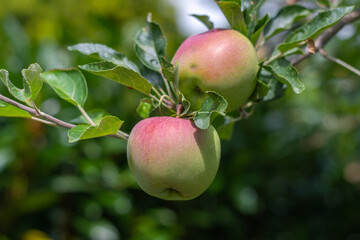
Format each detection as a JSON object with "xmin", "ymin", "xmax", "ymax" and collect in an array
[
  {"xmin": 79, "ymin": 61, "xmax": 152, "ymax": 96},
  {"xmin": 0, "ymin": 69, "xmax": 27, "ymax": 103},
  {"xmin": 250, "ymin": 13, "xmax": 270, "ymax": 45},
  {"xmin": 264, "ymin": 5, "xmax": 312, "ymax": 39},
  {"xmin": 190, "ymin": 14, "xmax": 214, "ymax": 30},
  {"xmin": 149, "ymin": 104, "xmax": 176, "ymax": 117},
  {"xmin": 212, "ymin": 115, "xmax": 236, "ymax": 140},
  {"xmin": 249, "ymin": 78, "xmax": 269, "ymax": 101},
  {"xmin": 265, "ymin": 58, "xmax": 304, "ymax": 94},
  {"xmin": 277, "ymin": 6, "xmax": 354, "ymax": 53},
  {"xmin": 68, "ymin": 116, "xmax": 123, "ymax": 143},
  {"xmin": 250, "ymin": 68, "xmax": 286, "ymax": 102},
  {"xmin": 0, "ymin": 100, "xmax": 32, "ymax": 118},
  {"xmin": 316, "ymin": 0, "xmax": 342, "ymax": 8},
  {"xmin": 193, "ymin": 91, "xmax": 228, "ymax": 130},
  {"xmin": 316, "ymin": 0, "xmax": 331, "ymax": 8},
  {"xmin": 243, "ymin": 0, "xmax": 265, "ymax": 37},
  {"xmin": 71, "ymin": 109, "xmax": 110, "ymax": 125},
  {"xmin": 162, "ymin": 60, "xmax": 178, "ymax": 85},
  {"xmin": 42, "ymin": 69, "xmax": 88, "ymax": 107},
  {"xmin": 68, "ymin": 43, "xmax": 139, "ymax": 72},
  {"xmin": 141, "ymin": 67, "xmax": 163, "ymax": 88},
  {"xmin": 178, "ymin": 93, "xmax": 191, "ymax": 117},
  {"xmin": 140, "ymin": 58, "xmax": 177, "ymax": 88},
  {"xmin": 22, "ymin": 63, "xmax": 43, "ymax": 102},
  {"xmin": 0, "ymin": 63, "xmax": 43, "ymax": 106},
  {"xmin": 137, "ymin": 99, "xmax": 154, "ymax": 119},
  {"xmin": 215, "ymin": 1, "xmax": 248, "ymax": 35},
  {"xmin": 134, "ymin": 14, "xmax": 167, "ymax": 72}
]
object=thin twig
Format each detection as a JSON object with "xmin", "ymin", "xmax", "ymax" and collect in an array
[
  {"xmin": 158, "ymin": 88, "xmax": 172, "ymax": 106},
  {"xmin": 160, "ymin": 71, "xmax": 174, "ymax": 102},
  {"xmin": 38, "ymin": 112, "xmax": 75, "ymax": 129},
  {"xmin": 0, "ymin": 94, "xmax": 75, "ymax": 129},
  {"xmin": 151, "ymin": 87, "xmax": 163, "ymax": 99},
  {"xmin": 164, "ymin": 94, "xmax": 176, "ymax": 106},
  {"xmin": 149, "ymin": 93, "xmax": 161, "ymax": 103},
  {"xmin": 291, "ymin": 9, "xmax": 360, "ymax": 66},
  {"xmin": 149, "ymin": 93, "xmax": 173, "ymax": 109},
  {"xmin": 116, "ymin": 130, "xmax": 129, "ymax": 141},
  {"xmin": 31, "ymin": 100, "xmax": 41, "ymax": 116},
  {"xmin": 159, "ymin": 88, "xmax": 167, "ymax": 96},
  {"xmin": 319, "ymin": 48, "xmax": 360, "ymax": 77},
  {"xmin": 170, "ymin": 81, "xmax": 180, "ymax": 102},
  {"xmin": 31, "ymin": 116, "xmax": 57, "ymax": 126},
  {"xmin": 155, "ymin": 88, "xmax": 173, "ymax": 107},
  {"xmin": 77, "ymin": 105, "xmax": 96, "ymax": 126},
  {"xmin": 0, "ymin": 94, "xmax": 129, "ymax": 141}
]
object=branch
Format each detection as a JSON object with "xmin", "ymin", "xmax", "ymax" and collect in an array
[
  {"xmin": 291, "ymin": 9, "xmax": 360, "ymax": 66},
  {"xmin": 0, "ymin": 94, "xmax": 75, "ymax": 129},
  {"xmin": 0, "ymin": 94, "xmax": 129, "ymax": 141},
  {"xmin": 319, "ymin": 48, "xmax": 360, "ymax": 77}
]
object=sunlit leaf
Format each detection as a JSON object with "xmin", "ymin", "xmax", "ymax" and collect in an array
[
  {"xmin": 0, "ymin": 100, "xmax": 32, "ymax": 118},
  {"xmin": 22, "ymin": 63, "xmax": 43, "ymax": 102},
  {"xmin": 190, "ymin": 14, "xmax": 214, "ymax": 30},
  {"xmin": 277, "ymin": 6, "xmax": 354, "ymax": 53},
  {"xmin": 215, "ymin": 1, "xmax": 248, "ymax": 35},
  {"xmin": 0, "ymin": 69, "xmax": 26, "ymax": 103},
  {"xmin": 79, "ymin": 61, "xmax": 152, "ymax": 95},
  {"xmin": 68, "ymin": 116, "xmax": 123, "ymax": 143},
  {"xmin": 0, "ymin": 63, "xmax": 43, "ymax": 106},
  {"xmin": 264, "ymin": 5, "xmax": 312, "ymax": 39},
  {"xmin": 43, "ymin": 69, "xmax": 88, "ymax": 108},
  {"xmin": 134, "ymin": 14, "xmax": 167, "ymax": 72},
  {"xmin": 243, "ymin": 0, "xmax": 265, "ymax": 37},
  {"xmin": 250, "ymin": 13, "xmax": 270, "ymax": 45},
  {"xmin": 68, "ymin": 43, "xmax": 140, "ymax": 72},
  {"xmin": 137, "ymin": 99, "xmax": 154, "ymax": 119},
  {"xmin": 265, "ymin": 58, "xmax": 304, "ymax": 94}
]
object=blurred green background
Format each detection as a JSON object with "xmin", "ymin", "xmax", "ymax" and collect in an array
[{"xmin": 0, "ymin": 0, "xmax": 360, "ymax": 239}]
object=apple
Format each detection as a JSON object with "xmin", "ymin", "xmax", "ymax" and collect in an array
[
  {"xmin": 127, "ymin": 116, "xmax": 221, "ymax": 200},
  {"xmin": 172, "ymin": 28, "xmax": 258, "ymax": 112}
]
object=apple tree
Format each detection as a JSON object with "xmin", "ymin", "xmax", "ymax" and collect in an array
[{"xmin": 0, "ymin": 0, "xmax": 359, "ymax": 238}]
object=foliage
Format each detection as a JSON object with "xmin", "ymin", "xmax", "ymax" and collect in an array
[{"xmin": 0, "ymin": 0, "xmax": 359, "ymax": 239}]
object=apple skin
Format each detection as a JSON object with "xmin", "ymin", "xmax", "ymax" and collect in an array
[
  {"xmin": 172, "ymin": 28, "xmax": 258, "ymax": 112},
  {"xmin": 127, "ymin": 117, "xmax": 221, "ymax": 200}
]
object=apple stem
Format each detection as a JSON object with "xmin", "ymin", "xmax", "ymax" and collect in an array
[
  {"xmin": 160, "ymin": 71, "xmax": 176, "ymax": 104},
  {"xmin": 151, "ymin": 87, "xmax": 163, "ymax": 99},
  {"xmin": 176, "ymin": 104, "xmax": 183, "ymax": 117},
  {"xmin": 158, "ymin": 95, "xmax": 175, "ymax": 112}
]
